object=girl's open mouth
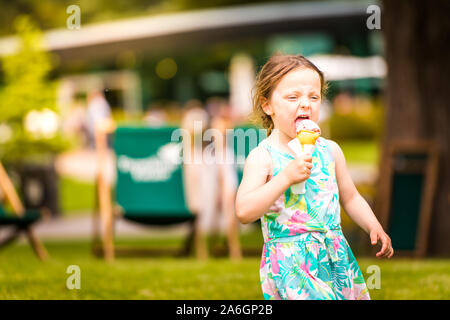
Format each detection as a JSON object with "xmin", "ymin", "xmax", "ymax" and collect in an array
[
  {"xmin": 296, "ymin": 115, "xmax": 310, "ymax": 121},
  {"xmin": 295, "ymin": 115, "xmax": 310, "ymax": 127}
]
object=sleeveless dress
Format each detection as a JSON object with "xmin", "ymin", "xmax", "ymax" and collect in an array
[{"xmin": 258, "ymin": 137, "xmax": 370, "ymax": 300}]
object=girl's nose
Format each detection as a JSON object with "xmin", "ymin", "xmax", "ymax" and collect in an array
[{"xmin": 299, "ymin": 97, "xmax": 310, "ymax": 109}]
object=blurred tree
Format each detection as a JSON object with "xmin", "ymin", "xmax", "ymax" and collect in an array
[
  {"xmin": 0, "ymin": 15, "xmax": 67, "ymax": 163},
  {"xmin": 0, "ymin": 0, "xmax": 167, "ymax": 36},
  {"xmin": 380, "ymin": 0, "xmax": 450, "ymax": 255}
]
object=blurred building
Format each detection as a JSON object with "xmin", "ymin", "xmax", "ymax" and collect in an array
[{"xmin": 0, "ymin": 0, "xmax": 384, "ymax": 121}]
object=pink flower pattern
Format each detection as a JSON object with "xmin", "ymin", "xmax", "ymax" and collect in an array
[{"xmin": 290, "ymin": 210, "xmax": 311, "ymax": 223}]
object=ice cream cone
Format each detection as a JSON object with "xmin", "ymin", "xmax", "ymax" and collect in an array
[
  {"xmin": 288, "ymin": 120, "xmax": 321, "ymax": 194},
  {"xmin": 297, "ymin": 130, "xmax": 320, "ymax": 152}
]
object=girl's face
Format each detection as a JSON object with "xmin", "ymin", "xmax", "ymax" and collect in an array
[{"xmin": 263, "ymin": 67, "xmax": 322, "ymax": 140}]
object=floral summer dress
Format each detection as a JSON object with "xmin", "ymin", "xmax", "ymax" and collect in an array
[{"xmin": 258, "ymin": 137, "xmax": 370, "ymax": 300}]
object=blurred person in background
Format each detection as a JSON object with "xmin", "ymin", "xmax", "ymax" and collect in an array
[
  {"xmin": 208, "ymin": 98, "xmax": 242, "ymax": 259},
  {"xmin": 181, "ymin": 99, "xmax": 241, "ymax": 259},
  {"xmin": 63, "ymin": 94, "xmax": 88, "ymax": 145},
  {"xmin": 144, "ymin": 103, "xmax": 168, "ymax": 127},
  {"xmin": 180, "ymin": 100, "xmax": 211, "ymax": 259},
  {"xmin": 85, "ymin": 88, "xmax": 112, "ymax": 148}
]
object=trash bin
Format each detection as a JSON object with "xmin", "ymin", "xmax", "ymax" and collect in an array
[{"xmin": 19, "ymin": 162, "xmax": 60, "ymax": 217}]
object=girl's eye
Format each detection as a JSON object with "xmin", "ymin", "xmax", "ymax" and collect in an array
[
  {"xmin": 311, "ymin": 96, "xmax": 319, "ymax": 101},
  {"xmin": 287, "ymin": 96, "xmax": 297, "ymax": 101}
]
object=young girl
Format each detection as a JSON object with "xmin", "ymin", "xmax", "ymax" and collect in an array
[{"xmin": 235, "ymin": 54, "xmax": 393, "ymax": 300}]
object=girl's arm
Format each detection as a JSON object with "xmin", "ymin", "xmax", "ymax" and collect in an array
[
  {"xmin": 330, "ymin": 140, "xmax": 394, "ymax": 259},
  {"xmin": 235, "ymin": 145, "xmax": 312, "ymax": 224},
  {"xmin": 235, "ymin": 146, "xmax": 289, "ymax": 224}
]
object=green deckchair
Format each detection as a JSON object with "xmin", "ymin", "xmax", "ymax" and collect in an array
[
  {"xmin": 93, "ymin": 123, "xmax": 198, "ymax": 260},
  {"xmin": 0, "ymin": 162, "xmax": 48, "ymax": 260}
]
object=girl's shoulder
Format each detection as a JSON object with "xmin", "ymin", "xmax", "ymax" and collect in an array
[
  {"xmin": 246, "ymin": 142, "xmax": 272, "ymax": 166},
  {"xmin": 320, "ymin": 137, "xmax": 338, "ymax": 150},
  {"xmin": 320, "ymin": 138, "xmax": 346, "ymax": 164},
  {"xmin": 244, "ymin": 142, "xmax": 273, "ymax": 176}
]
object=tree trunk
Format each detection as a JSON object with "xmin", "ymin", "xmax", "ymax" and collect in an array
[{"xmin": 380, "ymin": 0, "xmax": 450, "ymax": 255}]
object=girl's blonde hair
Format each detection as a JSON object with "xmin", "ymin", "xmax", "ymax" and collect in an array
[{"xmin": 251, "ymin": 53, "xmax": 327, "ymax": 136}]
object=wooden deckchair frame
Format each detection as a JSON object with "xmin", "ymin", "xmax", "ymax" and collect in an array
[
  {"xmin": 375, "ymin": 140, "xmax": 439, "ymax": 258},
  {"xmin": 93, "ymin": 120, "xmax": 242, "ymax": 261},
  {"xmin": 0, "ymin": 162, "xmax": 48, "ymax": 261}
]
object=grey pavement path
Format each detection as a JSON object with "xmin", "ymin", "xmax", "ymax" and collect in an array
[
  {"xmin": 55, "ymin": 148, "xmax": 115, "ymax": 183},
  {"xmin": 32, "ymin": 214, "xmax": 191, "ymax": 240},
  {"xmin": 30, "ymin": 213, "xmax": 255, "ymax": 240}
]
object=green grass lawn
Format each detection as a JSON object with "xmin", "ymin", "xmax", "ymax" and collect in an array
[
  {"xmin": 0, "ymin": 238, "xmax": 449, "ymax": 300},
  {"xmin": 59, "ymin": 176, "xmax": 95, "ymax": 214},
  {"xmin": 339, "ymin": 139, "xmax": 379, "ymax": 165}
]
